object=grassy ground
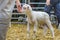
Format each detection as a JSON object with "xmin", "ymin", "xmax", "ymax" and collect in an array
[{"xmin": 6, "ymin": 24, "xmax": 60, "ymax": 40}]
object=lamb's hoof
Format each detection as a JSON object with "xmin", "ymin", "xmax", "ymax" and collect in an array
[
  {"xmin": 44, "ymin": 36, "xmax": 55, "ymax": 39},
  {"xmin": 27, "ymin": 35, "xmax": 30, "ymax": 40},
  {"xmin": 32, "ymin": 35, "xmax": 37, "ymax": 40},
  {"xmin": 27, "ymin": 38, "xmax": 30, "ymax": 40},
  {"xmin": 9, "ymin": 26, "xmax": 11, "ymax": 28}
]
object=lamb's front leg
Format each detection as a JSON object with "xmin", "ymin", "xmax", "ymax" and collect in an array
[
  {"xmin": 27, "ymin": 22, "xmax": 30, "ymax": 39},
  {"xmin": 33, "ymin": 20, "xmax": 38, "ymax": 39}
]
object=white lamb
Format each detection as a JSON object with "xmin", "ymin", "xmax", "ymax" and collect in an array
[{"xmin": 22, "ymin": 4, "xmax": 54, "ymax": 38}]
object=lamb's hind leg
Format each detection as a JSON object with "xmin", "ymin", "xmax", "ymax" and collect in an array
[
  {"xmin": 46, "ymin": 19, "xmax": 54, "ymax": 38},
  {"xmin": 43, "ymin": 25, "xmax": 48, "ymax": 36}
]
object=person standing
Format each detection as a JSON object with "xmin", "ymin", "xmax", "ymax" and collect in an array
[
  {"xmin": 0, "ymin": 0, "xmax": 21, "ymax": 40},
  {"xmin": 44, "ymin": 0, "xmax": 60, "ymax": 29}
]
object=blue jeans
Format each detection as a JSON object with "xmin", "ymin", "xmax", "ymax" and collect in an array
[
  {"xmin": 44, "ymin": 3, "xmax": 60, "ymax": 24},
  {"xmin": 55, "ymin": 3, "xmax": 60, "ymax": 24}
]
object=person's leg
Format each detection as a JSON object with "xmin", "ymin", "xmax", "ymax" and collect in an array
[
  {"xmin": 55, "ymin": 3, "xmax": 60, "ymax": 29},
  {"xmin": 0, "ymin": 12, "xmax": 10, "ymax": 40},
  {"xmin": 0, "ymin": 19, "xmax": 10, "ymax": 40},
  {"xmin": 0, "ymin": 24, "xmax": 8, "ymax": 40}
]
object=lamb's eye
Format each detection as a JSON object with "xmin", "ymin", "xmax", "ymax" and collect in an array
[{"xmin": 23, "ymin": 7, "xmax": 26, "ymax": 9}]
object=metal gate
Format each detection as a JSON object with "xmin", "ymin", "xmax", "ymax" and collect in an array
[
  {"xmin": 11, "ymin": 0, "xmax": 46, "ymax": 24},
  {"xmin": 11, "ymin": 0, "xmax": 58, "ymax": 25}
]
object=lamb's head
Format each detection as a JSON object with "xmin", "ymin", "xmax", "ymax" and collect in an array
[{"xmin": 22, "ymin": 4, "xmax": 32, "ymax": 13}]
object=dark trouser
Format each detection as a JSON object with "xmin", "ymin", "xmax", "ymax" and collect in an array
[{"xmin": 44, "ymin": 3, "xmax": 60, "ymax": 24}]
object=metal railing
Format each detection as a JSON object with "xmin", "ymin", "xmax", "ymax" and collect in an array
[
  {"xmin": 11, "ymin": 0, "xmax": 46, "ymax": 24},
  {"xmin": 11, "ymin": 0, "xmax": 54, "ymax": 24}
]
